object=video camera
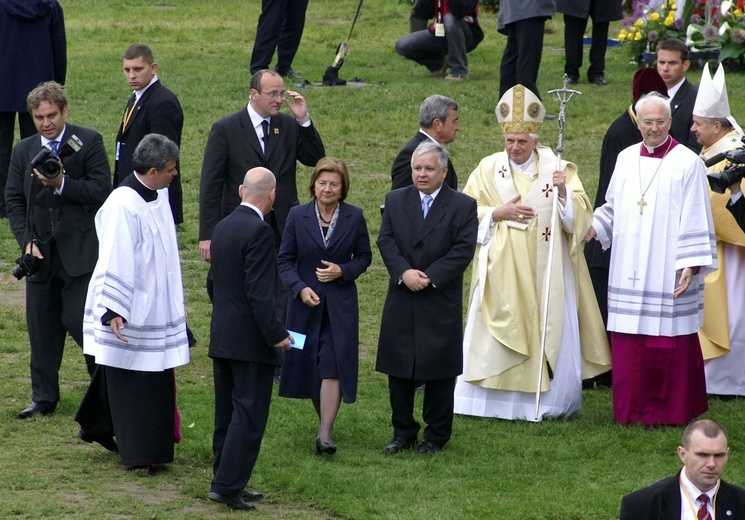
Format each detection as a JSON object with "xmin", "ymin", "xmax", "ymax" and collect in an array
[
  {"xmin": 704, "ymin": 137, "xmax": 745, "ymax": 194},
  {"xmin": 29, "ymin": 134, "xmax": 82, "ymax": 179}
]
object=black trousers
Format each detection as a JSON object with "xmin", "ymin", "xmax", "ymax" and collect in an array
[
  {"xmin": 211, "ymin": 358, "xmax": 275, "ymax": 497},
  {"xmin": 499, "ymin": 17, "xmax": 547, "ymax": 100},
  {"xmin": 563, "ymin": 12, "xmax": 610, "ymax": 80},
  {"xmin": 26, "ymin": 243, "xmax": 95, "ymax": 404},
  {"xmin": 0, "ymin": 111, "xmax": 36, "ymax": 216},
  {"xmin": 388, "ymin": 375, "xmax": 456, "ymax": 447},
  {"xmin": 249, "ymin": 0, "xmax": 310, "ymax": 74}
]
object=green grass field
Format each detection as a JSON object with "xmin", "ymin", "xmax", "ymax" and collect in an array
[{"xmin": 2, "ymin": 1, "xmax": 745, "ymax": 518}]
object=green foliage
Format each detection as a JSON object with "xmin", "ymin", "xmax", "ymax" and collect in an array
[{"xmin": 2, "ymin": 0, "xmax": 745, "ymax": 518}]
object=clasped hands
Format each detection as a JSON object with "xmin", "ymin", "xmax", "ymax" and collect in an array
[
  {"xmin": 403, "ymin": 269, "xmax": 430, "ymax": 292},
  {"xmin": 299, "ymin": 260, "xmax": 342, "ymax": 307}
]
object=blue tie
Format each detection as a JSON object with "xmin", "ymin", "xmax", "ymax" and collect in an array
[
  {"xmin": 422, "ymin": 194, "xmax": 433, "ymax": 219},
  {"xmin": 49, "ymin": 141, "xmax": 59, "ymax": 153}
]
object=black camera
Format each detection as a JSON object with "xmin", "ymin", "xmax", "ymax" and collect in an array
[
  {"xmin": 705, "ymin": 141, "xmax": 745, "ymax": 194},
  {"xmin": 29, "ymin": 135, "xmax": 82, "ymax": 179},
  {"xmin": 12, "ymin": 253, "xmax": 40, "ymax": 280}
]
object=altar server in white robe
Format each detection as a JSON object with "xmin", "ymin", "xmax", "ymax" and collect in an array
[
  {"xmin": 586, "ymin": 92, "xmax": 717, "ymax": 426},
  {"xmin": 454, "ymin": 84, "xmax": 611, "ymax": 422},
  {"xmin": 76, "ymin": 134, "xmax": 190, "ymax": 468},
  {"xmin": 690, "ymin": 64, "xmax": 745, "ymax": 397}
]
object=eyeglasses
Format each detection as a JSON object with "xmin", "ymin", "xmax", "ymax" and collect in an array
[
  {"xmin": 256, "ymin": 90, "xmax": 287, "ymax": 100},
  {"xmin": 639, "ymin": 119, "xmax": 670, "ymax": 129}
]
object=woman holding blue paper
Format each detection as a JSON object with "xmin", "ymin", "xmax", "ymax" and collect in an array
[{"xmin": 278, "ymin": 157, "xmax": 372, "ymax": 456}]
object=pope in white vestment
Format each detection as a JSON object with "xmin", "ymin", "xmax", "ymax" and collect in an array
[{"xmin": 454, "ymin": 85, "xmax": 611, "ymax": 422}]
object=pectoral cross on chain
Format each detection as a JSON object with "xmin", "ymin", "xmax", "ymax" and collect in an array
[{"xmin": 637, "ymin": 196, "xmax": 647, "ymax": 215}]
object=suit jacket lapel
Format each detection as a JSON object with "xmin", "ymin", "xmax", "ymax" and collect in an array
[
  {"xmin": 265, "ymin": 116, "xmax": 281, "ymax": 160},
  {"xmin": 300, "ymin": 203, "xmax": 326, "ymax": 251},
  {"xmin": 417, "ymin": 185, "xmax": 450, "ymax": 242},
  {"xmin": 240, "ymin": 110, "xmax": 265, "ymax": 159},
  {"xmin": 661, "ymin": 472, "xmax": 683, "ymax": 520},
  {"xmin": 670, "ymin": 80, "xmax": 688, "ymax": 115}
]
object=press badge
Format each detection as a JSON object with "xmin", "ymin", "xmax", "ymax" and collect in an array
[{"xmin": 435, "ymin": 22, "xmax": 445, "ymax": 37}]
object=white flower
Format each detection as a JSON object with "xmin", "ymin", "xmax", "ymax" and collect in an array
[
  {"xmin": 721, "ymin": 1, "xmax": 733, "ymax": 14},
  {"xmin": 720, "ymin": 21, "xmax": 731, "ymax": 36},
  {"xmin": 686, "ymin": 24, "xmax": 701, "ymax": 46}
]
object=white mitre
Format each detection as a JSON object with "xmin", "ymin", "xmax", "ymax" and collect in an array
[{"xmin": 693, "ymin": 62, "xmax": 743, "ymax": 136}]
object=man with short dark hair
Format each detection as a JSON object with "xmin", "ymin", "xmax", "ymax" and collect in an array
[
  {"xmin": 391, "ymin": 95, "xmax": 460, "ymax": 190},
  {"xmin": 6, "ymin": 81, "xmax": 111, "ymax": 418},
  {"xmin": 199, "ymin": 69, "xmax": 325, "ymax": 264},
  {"xmin": 115, "ymin": 44, "xmax": 184, "ymax": 225},
  {"xmin": 620, "ymin": 419, "xmax": 745, "ymax": 519},
  {"xmin": 76, "ymin": 134, "xmax": 190, "ymax": 469},
  {"xmin": 656, "ymin": 38, "xmax": 700, "ymax": 153}
]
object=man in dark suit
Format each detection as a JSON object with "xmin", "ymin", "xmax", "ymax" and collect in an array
[
  {"xmin": 377, "ymin": 141, "xmax": 477, "ymax": 455},
  {"xmin": 657, "ymin": 38, "xmax": 701, "ymax": 154},
  {"xmin": 0, "ymin": 0, "xmax": 66, "ymax": 217},
  {"xmin": 557, "ymin": 0, "xmax": 622, "ymax": 86},
  {"xmin": 199, "ymin": 69, "xmax": 324, "ymax": 264},
  {"xmin": 114, "ymin": 44, "xmax": 184, "ymax": 225},
  {"xmin": 391, "ymin": 94, "xmax": 460, "ymax": 191},
  {"xmin": 208, "ymin": 167, "xmax": 292, "ymax": 511},
  {"xmin": 6, "ymin": 81, "xmax": 111, "ymax": 418},
  {"xmin": 249, "ymin": 0, "xmax": 310, "ymax": 83},
  {"xmin": 620, "ymin": 419, "xmax": 745, "ymax": 519}
]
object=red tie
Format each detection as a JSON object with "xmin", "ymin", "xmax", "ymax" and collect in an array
[{"xmin": 698, "ymin": 494, "xmax": 711, "ymax": 520}]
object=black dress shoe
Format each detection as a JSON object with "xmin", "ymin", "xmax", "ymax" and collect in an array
[
  {"xmin": 417, "ymin": 439, "xmax": 441, "ymax": 455},
  {"xmin": 240, "ymin": 490, "xmax": 264, "ymax": 501},
  {"xmin": 566, "ymin": 76, "xmax": 579, "ymax": 85},
  {"xmin": 18, "ymin": 401, "xmax": 55, "ymax": 419},
  {"xmin": 208, "ymin": 491, "xmax": 256, "ymax": 510},
  {"xmin": 315, "ymin": 436, "xmax": 337, "ymax": 455},
  {"xmin": 77, "ymin": 428, "xmax": 118, "ymax": 452},
  {"xmin": 589, "ymin": 75, "xmax": 608, "ymax": 86},
  {"xmin": 384, "ymin": 436, "xmax": 416, "ymax": 454}
]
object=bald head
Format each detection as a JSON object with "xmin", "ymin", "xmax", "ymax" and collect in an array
[{"xmin": 239, "ymin": 167, "xmax": 276, "ymax": 215}]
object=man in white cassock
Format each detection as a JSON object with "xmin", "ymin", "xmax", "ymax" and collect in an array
[
  {"xmin": 453, "ymin": 84, "xmax": 611, "ymax": 422},
  {"xmin": 585, "ymin": 92, "xmax": 717, "ymax": 426},
  {"xmin": 691, "ymin": 64, "xmax": 745, "ymax": 397},
  {"xmin": 76, "ymin": 133, "xmax": 190, "ymax": 469}
]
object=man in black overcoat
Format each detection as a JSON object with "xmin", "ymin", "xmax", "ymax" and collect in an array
[
  {"xmin": 114, "ymin": 44, "xmax": 184, "ymax": 225},
  {"xmin": 620, "ymin": 419, "xmax": 745, "ymax": 520},
  {"xmin": 208, "ymin": 167, "xmax": 291, "ymax": 511},
  {"xmin": 6, "ymin": 81, "xmax": 111, "ymax": 418},
  {"xmin": 376, "ymin": 141, "xmax": 477, "ymax": 455}
]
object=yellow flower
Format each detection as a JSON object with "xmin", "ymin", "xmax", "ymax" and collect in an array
[
  {"xmin": 665, "ymin": 14, "xmax": 675, "ymax": 26},
  {"xmin": 736, "ymin": 8, "xmax": 743, "ymax": 17},
  {"xmin": 619, "ymin": 33, "xmax": 627, "ymax": 42},
  {"xmin": 649, "ymin": 12, "xmax": 661, "ymax": 22},
  {"xmin": 619, "ymin": 28, "xmax": 629, "ymax": 37},
  {"xmin": 628, "ymin": 26, "xmax": 637, "ymax": 34},
  {"xmin": 635, "ymin": 31, "xmax": 643, "ymax": 40},
  {"xmin": 635, "ymin": 18, "xmax": 645, "ymax": 27}
]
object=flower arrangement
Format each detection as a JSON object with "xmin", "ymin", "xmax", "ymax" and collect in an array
[
  {"xmin": 619, "ymin": 0, "xmax": 687, "ymax": 59},
  {"xmin": 620, "ymin": 0, "xmax": 745, "ymax": 63}
]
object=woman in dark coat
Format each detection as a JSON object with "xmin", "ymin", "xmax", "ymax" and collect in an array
[{"xmin": 278, "ymin": 157, "xmax": 372, "ymax": 455}]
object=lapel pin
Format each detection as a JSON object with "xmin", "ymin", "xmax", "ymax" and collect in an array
[
  {"xmin": 727, "ymin": 510, "xmax": 733, "ymax": 516},
  {"xmin": 274, "ymin": 128, "xmax": 280, "ymax": 135}
]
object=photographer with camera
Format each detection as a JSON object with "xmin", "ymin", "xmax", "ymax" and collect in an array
[
  {"xmin": 690, "ymin": 64, "xmax": 745, "ymax": 399},
  {"xmin": 6, "ymin": 81, "xmax": 111, "ymax": 419}
]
